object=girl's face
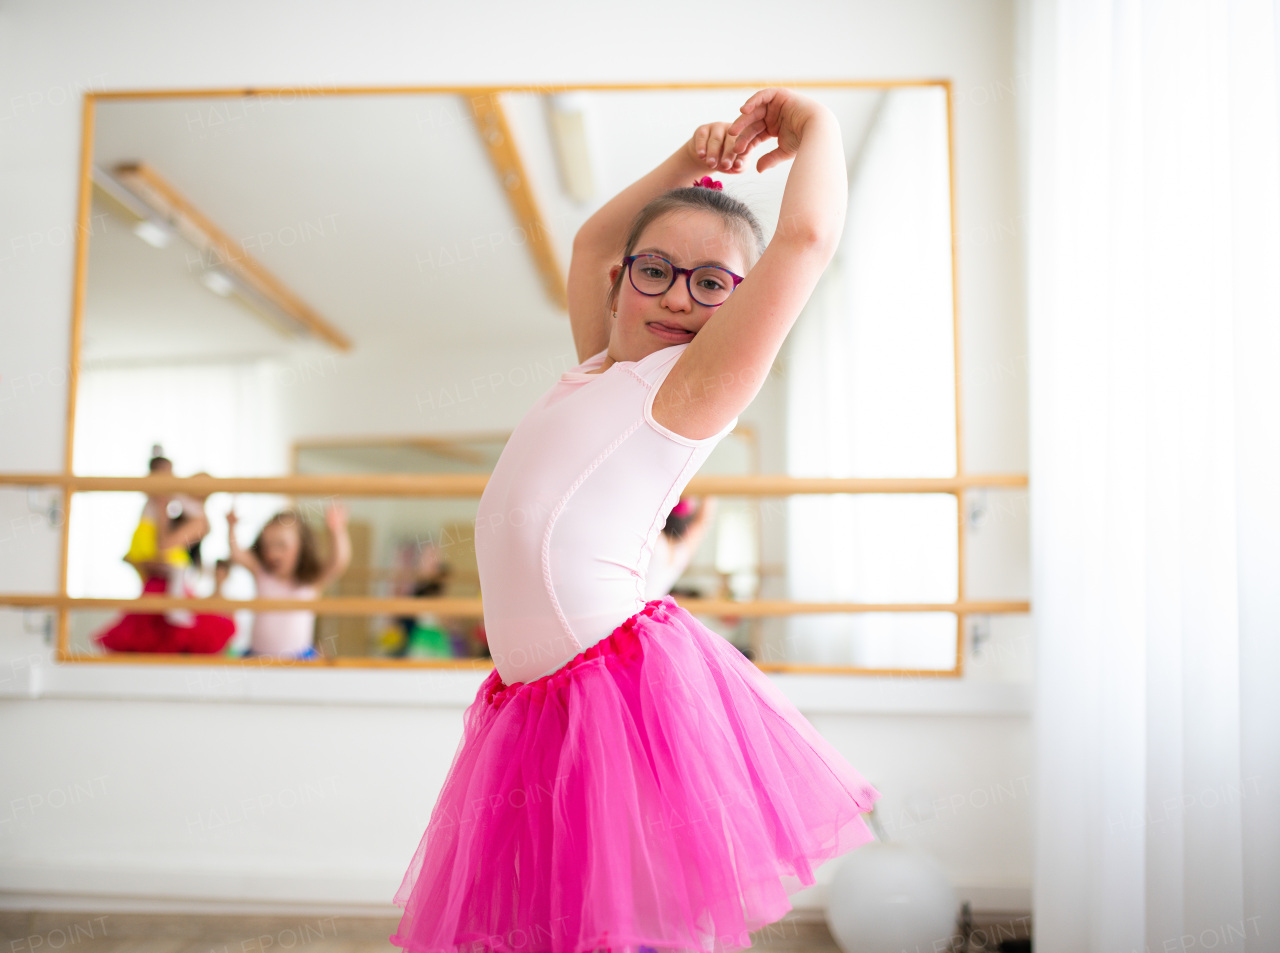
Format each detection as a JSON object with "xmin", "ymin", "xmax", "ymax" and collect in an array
[
  {"xmin": 607, "ymin": 209, "xmax": 749, "ymax": 361},
  {"xmin": 259, "ymin": 521, "xmax": 301, "ymax": 576}
]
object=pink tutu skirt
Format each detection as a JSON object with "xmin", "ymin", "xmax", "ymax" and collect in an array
[{"xmin": 390, "ymin": 596, "xmax": 880, "ymax": 953}]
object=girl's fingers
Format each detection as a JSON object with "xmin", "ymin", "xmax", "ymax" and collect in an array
[
  {"xmin": 729, "ymin": 106, "xmax": 768, "ymax": 138},
  {"xmin": 732, "ymin": 87, "xmax": 778, "ymax": 127},
  {"xmin": 704, "ymin": 128, "xmax": 724, "ymax": 167},
  {"xmin": 733, "ymin": 119, "xmax": 768, "ymax": 149},
  {"xmin": 736, "ymin": 88, "xmax": 775, "ymax": 119},
  {"xmin": 715, "ymin": 96, "xmax": 786, "ymax": 170},
  {"xmin": 716, "ymin": 131, "xmax": 739, "ymax": 169},
  {"xmin": 757, "ymin": 144, "xmax": 782, "ymax": 172},
  {"xmin": 728, "ymin": 119, "xmax": 757, "ymax": 143},
  {"xmin": 693, "ymin": 125, "xmax": 710, "ymax": 157},
  {"xmin": 756, "ymin": 143, "xmax": 793, "ymax": 173},
  {"xmin": 733, "ymin": 129, "xmax": 768, "ymax": 159},
  {"xmin": 749, "ymin": 100, "xmax": 779, "ymax": 137},
  {"xmin": 727, "ymin": 110, "xmax": 753, "ymax": 136}
]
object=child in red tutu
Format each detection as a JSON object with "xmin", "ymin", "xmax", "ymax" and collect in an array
[
  {"xmin": 391, "ymin": 88, "xmax": 880, "ymax": 953},
  {"xmin": 94, "ymin": 454, "xmax": 236, "ymax": 654}
]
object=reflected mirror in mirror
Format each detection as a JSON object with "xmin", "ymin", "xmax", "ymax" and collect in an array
[{"xmin": 67, "ymin": 83, "xmax": 957, "ymax": 670}]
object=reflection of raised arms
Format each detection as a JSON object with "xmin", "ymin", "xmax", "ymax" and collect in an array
[
  {"xmin": 127, "ymin": 496, "xmax": 207, "ymax": 579},
  {"xmin": 225, "ymin": 507, "xmax": 263, "ymax": 576},
  {"xmin": 313, "ymin": 501, "xmax": 352, "ymax": 590},
  {"xmin": 567, "ymin": 117, "xmax": 750, "ymax": 365},
  {"xmin": 655, "ymin": 89, "xmax": 847, "ymax": 440},
  {"xmin": 667, "ymin": 497, "xmax": 716, "ymax": 578},
  {"xmin": 648, "ymin": 497, "xmax": 718, "ymax": 598},
  {"xmin": 157, "ymin": 500, "xmax": 209, "ymax": 554}
]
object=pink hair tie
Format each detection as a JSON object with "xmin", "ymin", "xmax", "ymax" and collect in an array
[
  {"xmin": 692, "ymin": 176, "xmax": 723, "ymax": 190},
  {"xmin": 671, "ymin": 499, "xmax": 695, "ymax": 517}
]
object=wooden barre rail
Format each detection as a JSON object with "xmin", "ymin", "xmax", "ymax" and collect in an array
[
  {"xmin": 0, "ymin": 594, "xmax": 1030, "ymax": 616},
  {"xmin": 0, "ymin": 473, "xmax": 1029, "ymax": 496},
  {"xmin": 48, "ymin": 650, "xmax": 972, "ymax": 677}
]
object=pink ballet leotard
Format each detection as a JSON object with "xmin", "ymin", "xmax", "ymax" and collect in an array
[
  {"xmin": 394, "ymin": 345, "xmax": 882, "ymax": 953},
  {"xmin": 475, "ymin": 341, "xmax": 737, "ymax": 685},
  {"xmin": 250, "ymin": 569, "xmax": 318, "ymax": 656}
]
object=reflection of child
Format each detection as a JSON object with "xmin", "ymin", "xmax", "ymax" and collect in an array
[
  {"xmin": 644, "ymin": 495, "xmax": 717, "ymax": 599},
  {"xmin": 124, "ymin": 450, "xmax": 178, "ymax": 586},
  {"xmin": 95, "ymin": 452, "xmax": 235, "ymax": 654},
  {"xmin": 392, "ymin": 542, "xmax": 454, "ymax": 659},
  {"xmin": 227, "ymin": 502, "xmax": 351, "ymax": 659},
  {"xmin": 134, "ymin": 446, "xmax": 173, "ymax": 544}
]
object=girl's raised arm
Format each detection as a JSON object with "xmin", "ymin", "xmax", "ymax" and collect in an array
[
  {"xmin": 314, "ymin": 501, "xmax": 352, "ymax": 591},
  {"xmin": 566, "ymin": 122, "xmax": 753, "ymax": 365},
  {"xmin": 654, "ymin": 89, "xmax": 847, "ymax": 441},
  {"xmin": 156, "ymin": 509, "xmax": 208, "ymax": 556},
  {"xmin": 225, "ymin": 508, "xmax": 263, "ymax": 576}
]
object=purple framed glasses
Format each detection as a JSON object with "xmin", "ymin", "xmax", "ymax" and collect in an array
[{"xmin": 622, "ymin": 254, "xmax": 744, "ymax": 307}]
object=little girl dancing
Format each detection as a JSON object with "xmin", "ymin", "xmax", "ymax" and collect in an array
[
  {"xmin": 226, "ymin": 501, "xmax": 351, "ymax": 659},
  {"xmin": 391, "ymin": 88, "xmax": 880, "ymax": 953},
  {"xmin": 94, "ymin": 452, "xmax": 235, "ymax": 654}
]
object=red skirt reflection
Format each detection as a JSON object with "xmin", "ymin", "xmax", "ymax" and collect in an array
[{"xmin": 94, "ymin": 576, "xmax": 236, "ymax": 654}]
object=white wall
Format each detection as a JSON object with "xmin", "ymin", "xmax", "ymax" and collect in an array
[{"xmin": 0, "ymin": 0, "xmax": 1031, "ymax": 918}]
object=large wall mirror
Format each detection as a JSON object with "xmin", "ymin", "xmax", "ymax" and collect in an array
[{"xmin": 37, "ymin": 82, "xmax": 1029, "ymax": 673}]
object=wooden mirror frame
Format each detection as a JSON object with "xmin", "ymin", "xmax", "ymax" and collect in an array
[{"xmin": 0, "ymin": 80, "xmax": 1029, "ymax": 675}]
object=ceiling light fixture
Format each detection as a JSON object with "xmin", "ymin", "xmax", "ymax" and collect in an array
[
  {"xmin": 131, "ymin": 219, "xmax": 173, "ymax": 249},
  {"xmin": 92, "ymin": 165, "xmax": 176, "ymax": 248},
  {"xmin": 199, "ymin": 268, "xmax": 235, "ymax": 297},
  {"xmin": 94, "ymin": 161, "xmax": 351, "ymax": 352},
  {"xmin": 204, "ymin": 265, "xmax": 312, "ymax": 340}
]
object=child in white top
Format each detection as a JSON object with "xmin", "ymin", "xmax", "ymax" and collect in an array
[{"xmin": 227, "ymin": 502, "xmax": 351, "ymax": 659}]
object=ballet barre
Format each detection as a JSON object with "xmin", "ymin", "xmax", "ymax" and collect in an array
[
  {"xmin": 0, "ymin": 472, "xmax": 1027, "ymax": 496},
  {"xmin": 0, "ymin": 593, "xmax": 1028, "ymax": 617}
]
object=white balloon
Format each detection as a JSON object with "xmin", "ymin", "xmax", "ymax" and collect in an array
[{"xmin": 824, "ymin": 842, "xmax": 959, "ymax": 953}]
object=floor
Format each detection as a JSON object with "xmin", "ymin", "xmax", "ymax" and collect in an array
[
  {"xmin": 0, "ymin": 910, "xmax": 843, "ymax": 953},
  {"xmin": 0, "ymin": 908, "xmax": 1033, "ymax": 952}
]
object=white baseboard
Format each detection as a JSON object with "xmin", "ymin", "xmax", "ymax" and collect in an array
[
  {"xmin": 0, "ymin": 655, "xmax": 1032, "ymax": 716},
  {"xmin": 0, "ymin": 862, "xmax": 1030, "ymax": 918}
]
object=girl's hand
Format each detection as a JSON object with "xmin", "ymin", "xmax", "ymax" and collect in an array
[
  {"xmin": 316, "ymin": 500, "xmax": 353, "ymax": 589},
  {"xmin": 727, "ymin": 88, "xmax": 825, "ymax": 173},
  {"xmin": 686, "ymin": 121, "xmax": 754, "ymax": 173},
  {"xmin": 325, "ymin": 500, "xmax": 349, "ymax": 532},
  {"xmin": 225, "ymin": 508, "xmax": 262, "ymax": 574},
  {"xmin": 417, "ymin": 541, "xmax": 443, "ymax": 577}
]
